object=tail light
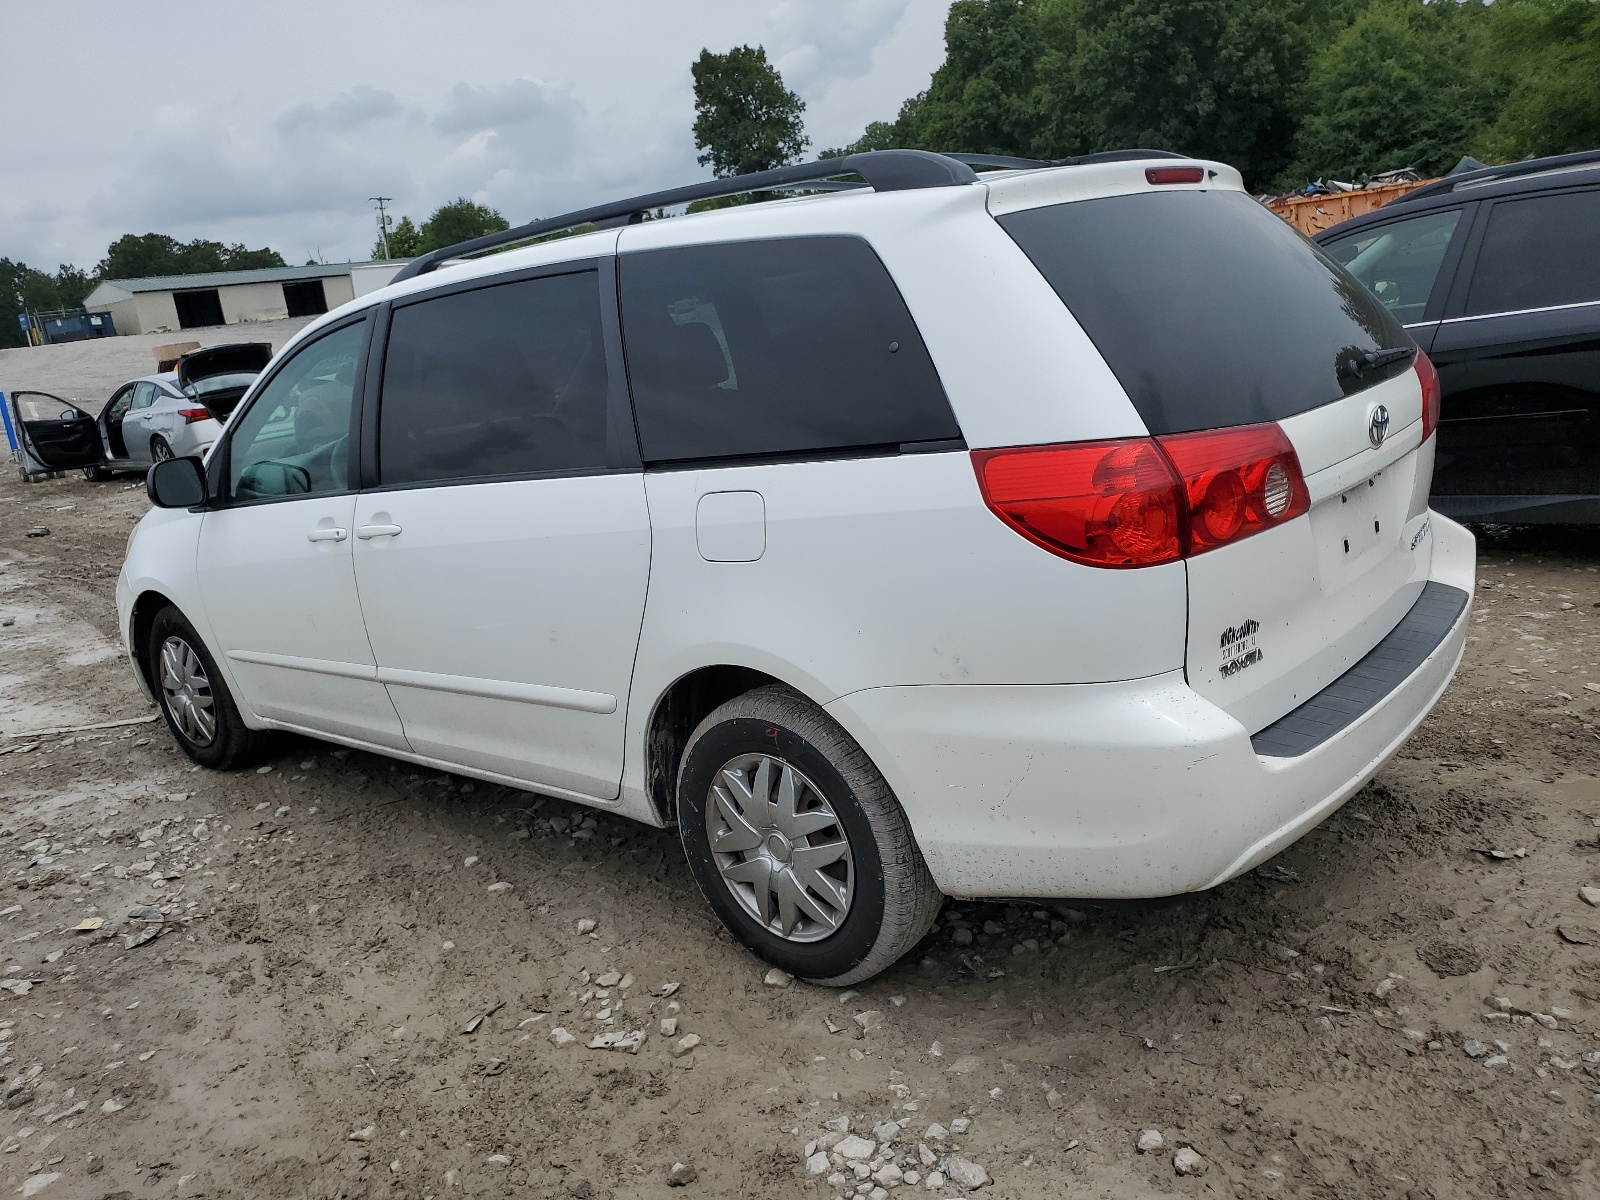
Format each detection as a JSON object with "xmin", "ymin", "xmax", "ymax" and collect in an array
[
  {"xmin": 973, "ymin": 422, "xmax": 1309, "ymax": 568},
  {"xmin": 1158, "ymin": 424, "xmax": 1311, "ymax": 555},
  {"xmin": 971, "ymin": 440, "xmax": 1181, "ymax": 566},
  {"xmin": 178, "ymin": 407, "xmax": 211, "ymax": 424},
  {"xmin": 1416, "ymin": 350, "xmax": 1441, "ymax": 441}
]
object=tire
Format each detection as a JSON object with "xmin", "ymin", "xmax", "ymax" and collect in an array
[
  {"xmin": 82, "ymin": 465, "xmax": 110, "ymax": 482},
  {"xmin": 150, "ymin": 436, "xmax": 174, "ymax": 463},
  {"xmin": 677, "ymin": 684, "xmax": 941, "ymax": 986},
  {"xmin": 147, "ymin": 606, "xmax": 271, "ymax": 769}
]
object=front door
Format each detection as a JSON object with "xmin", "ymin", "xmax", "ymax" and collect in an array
[
  {"xmin": 1428, "ymin": 186, "xmax": 1600, "ymax": 510},
  {"xmin": 352, "ymin": 266, "xmax": 650, "ymax": 799},
  {"xmin": 8, "ymin": 391, "xmax": 104, "ymax": 471},
  {"xmin": 195, "ymin": 316, "xmax": 408, "ymax": 751}
]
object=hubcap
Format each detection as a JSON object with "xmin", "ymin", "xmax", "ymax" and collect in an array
[
  {"xmin": 153, "ymin": 440, "xmax": 172, "ymax": 461},
  {"xmin": 705, "ymin": 753, "xmax": 854, "ymax": 942},
  {"xmin": 159, "ymin": 635, "xmax": 216, "ymax": 746}
]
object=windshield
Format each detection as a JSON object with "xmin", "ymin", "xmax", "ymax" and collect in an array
[{"xmin": 997, "ymin": 189, "xmax": 1413, "ymax": 436}]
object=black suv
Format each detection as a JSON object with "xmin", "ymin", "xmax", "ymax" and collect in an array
[{"xmin": 1315, "ymin": 150, "xmax": 1600, "ymax": 523}]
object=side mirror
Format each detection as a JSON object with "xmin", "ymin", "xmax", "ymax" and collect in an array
[{"xmin": 146, "ymin": 456, "xmax": 208, "ymax": 508}]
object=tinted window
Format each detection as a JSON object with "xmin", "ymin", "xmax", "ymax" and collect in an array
[
  {"xmin": 1323, "ymin": 209, "xmax": 1462, "ymax": 324},
  {"xmin": 620, "ymin": 236, "xmax": 958, "ymax": 462},
  {"xmin": 226, "ymin": 321, "xmax": 364, "ymax": 501},
  {"xmin": 999, "ymin": 190, "xmax": 1412, "ymax": 436},
  {"xmin": 1465, "ymin": 189, "xmax": 1600, "ymax": 316},
  {"xmin": 379, "ymin": 272, "xmax": 611, "ymax": 485}
]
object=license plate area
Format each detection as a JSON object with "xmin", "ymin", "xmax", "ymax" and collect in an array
[
  {"xmin": 1311, "ymin": 467, "xmax": 1405, "ymax": 588},
  {"xmin": 1334, "ymin": 472, "xmax": 1385, "ymax": 560}
]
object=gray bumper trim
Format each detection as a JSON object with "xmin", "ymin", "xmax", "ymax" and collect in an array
[{"xmin": 1250, "ymin": 581, "xmax": 1469, "ymax": 759}]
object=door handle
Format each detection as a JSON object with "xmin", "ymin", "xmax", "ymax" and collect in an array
[
  {"xmin": 356, "ymin": 523, "xmax": 403, "ymax": 539},
  {"xmin": 307, "ymin": 527, "xmax": 348, "ymax": 543}
]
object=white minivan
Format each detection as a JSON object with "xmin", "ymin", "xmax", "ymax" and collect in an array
[{"xmin": 117, "ymin": 150, "xmax": 1474, "ymax": 984}]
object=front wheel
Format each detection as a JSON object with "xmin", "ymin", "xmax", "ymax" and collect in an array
[
  {"xmin": 83, "ymin": 464, "xmax": 110, "ymax": 482},
  {"xmin": 147, "ymin": 606, "xmax": 271, "ymax": 769},
  {"xmin": 677, "ymin": 685, "xmax": 941, "ymax": 986}
]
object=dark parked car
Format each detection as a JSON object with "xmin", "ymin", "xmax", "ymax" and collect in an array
[{"xmin": 1315, "ymin": 150, "xmax": 1600, "ymax": 523}]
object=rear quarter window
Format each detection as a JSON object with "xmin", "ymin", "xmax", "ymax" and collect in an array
[
  {"xmin": 619, "ymin": 235, "xmax": 959, "ymax": 463},
  {"xmin": 1465, "ymin": 188, "xmax": 1600, "ymax": 316},
  {"xmin": 998, "ymin": 190, "xmax": 1412, "ymax": 436}
]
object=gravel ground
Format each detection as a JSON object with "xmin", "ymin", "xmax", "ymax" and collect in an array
[{"xmin": 3, "ymin": 459, "xmax": 1600, "ymax": 1199}]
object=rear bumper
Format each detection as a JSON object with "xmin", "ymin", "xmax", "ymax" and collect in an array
[{"xmin": 825, "ymin": 512, "xmax": 1475, "ymax": 900}]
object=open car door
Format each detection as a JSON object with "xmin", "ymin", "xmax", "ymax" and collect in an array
[
  {"xmin": 177, "ymin": 342, "xmax": 273, "ymax": 422},
  {"xmin": 8, "ymin": 391, "xmax": 107, "ymax": 477}
]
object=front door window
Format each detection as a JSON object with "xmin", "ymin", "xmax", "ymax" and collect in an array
[{"xmin": 224, "ymin": 322, "xmax": 363, "ymax": 501}]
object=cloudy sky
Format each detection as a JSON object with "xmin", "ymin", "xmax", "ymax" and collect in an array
[{"xmin": 3, "ymin": 0, "xmax": 953, "ymax": 271}]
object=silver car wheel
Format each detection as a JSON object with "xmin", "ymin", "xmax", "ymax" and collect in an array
[
  {"xmin": 705, "ymin": 753, "xmax": 854, "ymax": 942},
  {"xmin": 159, "ymin": 635, "xmax": 216, "ymax": 746},
  {"xmin": 151, "ymin": 437, "xmax": 174, "ymax": 462}
]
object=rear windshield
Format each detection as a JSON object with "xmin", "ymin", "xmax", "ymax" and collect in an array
[{"xmin": 998, "ymin": 190, "xmax": 1412, "ymax": 436}]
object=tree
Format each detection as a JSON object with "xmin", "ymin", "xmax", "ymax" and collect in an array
[
  {"xmin": 1039, "ymin": 0, "xmax": 1347, "ymax": 186},
  {"xmin": 1475, "ymin": 0, "xmax": 1600, "ymax": 161},
  {"xmin": 692, "ymin": 45, "xmax": 808, "ymax": 177},
  {"xmin": 915, "ymin": 0, "xmax": 1044, "ymax": 157},
  {"xmin": 1286, "ymin": 0, "xmax": 1501, "ymax": 185},
  {"xmin": 375, "ymin": 215, "xmax": 424, "ymax": 259},
  {"xmin": 830, "ymin": 0, "xmax": 1363, "ymax": 189},
  {"xmin": 96, "ymin": 233, "xmax": 285, "ymax": 280},
  {"xmin": 0, "ymin": 259, "xmax": 101, "ymax": 348},
  {"xmin": 417, "ymin": 199, "xmax": 509, "ymax": 253}
]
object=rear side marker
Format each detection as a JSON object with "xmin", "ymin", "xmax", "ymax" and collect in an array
[{"xmin": 972, "ymin": 423, "xmax": 1310, "ymax": 568}]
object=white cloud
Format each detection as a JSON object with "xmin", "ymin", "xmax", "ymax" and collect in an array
[
  {"xmin": 0, "ymin": 0, "xmax": 953, "ymax": 269},
  {"xmin": 768, "ymin": 0, "xmax": 916, "ymax": 93}
]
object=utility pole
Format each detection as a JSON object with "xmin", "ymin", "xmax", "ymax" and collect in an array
[{"xmin": 370, "ymin": 196, "xmax": 393, "ymax": 259}]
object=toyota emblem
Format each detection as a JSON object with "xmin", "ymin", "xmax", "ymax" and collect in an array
[{"xmin": 1367, "ymin": 403, "xmax": 1390, "ymax": 448}]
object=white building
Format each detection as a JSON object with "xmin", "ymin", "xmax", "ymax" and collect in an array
[{"xmin": 83, "ymin": 260, "xmax": 411, "ymax": 335}]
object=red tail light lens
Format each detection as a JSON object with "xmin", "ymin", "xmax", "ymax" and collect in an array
[
  {"xmin": 1146, "ymin": 166, "xmax": 1205, "ymax": 185},
  {"xmin": 971, "ymin": 439, "xmax": 1182, "ymax": 567},
  {"xmin": 1158, "ymin": 423, "xmax": 1311, "ymax": 555},
  {"xmin": 1416, "ymin": 349, "xmax": 1441, "ymax": 441},
  {"xmin": 973, "ymin": 423, "xmax": 1310, "ymax": 567},
  {"xmin": 178, "ymin": 407, "xmax": 211, "ymax": 424}
]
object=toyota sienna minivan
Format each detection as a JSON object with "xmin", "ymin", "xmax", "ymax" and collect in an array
[{"xmin": 99, "ymin": 150, "xmax": 1473, "ymax": 984}]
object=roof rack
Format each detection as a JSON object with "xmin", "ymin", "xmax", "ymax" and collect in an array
[
  {"xmin": 1386, "ymin": 148, "xmax": 1600, "ymax": 209},
  {"xmin": 392, "ymin": 149, "xmax": 978, "ymax": 283},
  {"xmin": 391, "ymin": 146, "xmax": 1196, "ymax": 283}
]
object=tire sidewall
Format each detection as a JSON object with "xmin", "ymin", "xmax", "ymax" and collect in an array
[
  {"xmin": 148, "ymin": 608, "xmax": 241, "ymax": 769},
  {"xmin": 678, "ymin": 714, "xmax": 887, "ymax": 980}
]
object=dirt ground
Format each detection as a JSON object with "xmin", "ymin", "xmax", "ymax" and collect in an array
[{"xmin": 3, "ymin": 460, "xmax": 1600, "ymax": 1200}]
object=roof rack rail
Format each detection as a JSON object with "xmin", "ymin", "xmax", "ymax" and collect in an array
[
  {"xmin": 948, "ymin": 149, "xmax": 1190, "ymax": 169},
  {"xmin": 391, "ymin": 149, "xmax": 979, "ymax": 283},
  {"xmin": 1386, "ymin": 149, "xmax": 1600, "ymax": 209}
]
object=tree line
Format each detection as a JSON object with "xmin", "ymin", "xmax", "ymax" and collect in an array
[{"xmin": 693, "ymin": 0, "xmax": 1599, "ymax": 191}]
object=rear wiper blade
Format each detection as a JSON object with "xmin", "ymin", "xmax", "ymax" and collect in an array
[{"xmin": 1353, "ymin": 347, "xmax": 1415, "ymax": 374}]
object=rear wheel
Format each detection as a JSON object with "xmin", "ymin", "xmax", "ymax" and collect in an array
[
  {"xmin": 147, "ymin": 606, "xmax": 270, "ymax": 769},
  {"xmin": 677, "ymin": 685, "xmax": 941, "ymax": 986},
  {"xmin": 150, "ymin": 436, "xmax": 174, "ymax": 463}
]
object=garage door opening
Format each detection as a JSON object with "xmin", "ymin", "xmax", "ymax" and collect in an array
[
  {"xmin": 283, "ymin": 279, "xmax": 328, "ymax": 318},
  {"xmin": 174, "ymin": 289, "xmax": 225, "ymax": 329}
]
